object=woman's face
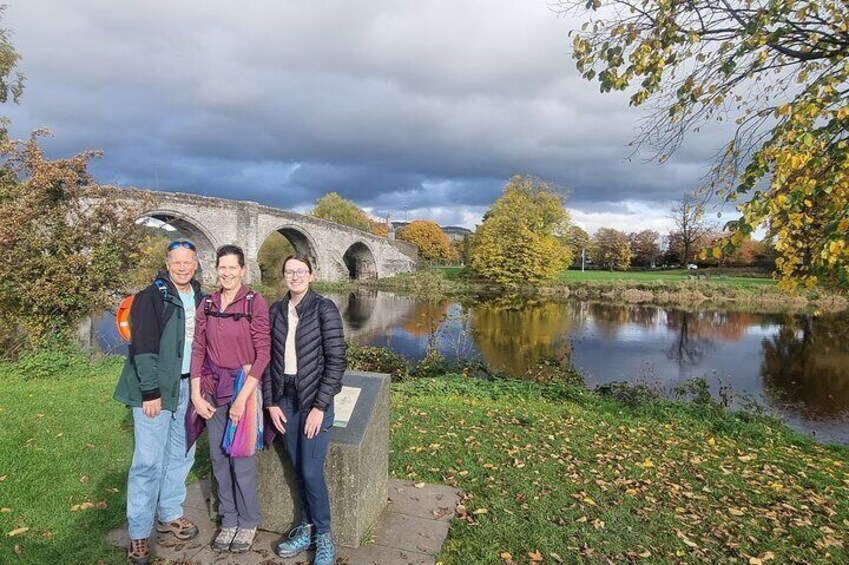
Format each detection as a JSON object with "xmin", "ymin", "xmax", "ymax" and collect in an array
[
  {"xmin": 283, "ymin": 258, "xmax": 315, "ymax": 295},
  {"xmin": 216, "ymin": 254, "xmax": 245, "ymax": 291}
]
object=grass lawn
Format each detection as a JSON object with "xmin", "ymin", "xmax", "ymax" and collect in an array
[
  {"xmin": 557, "ymin": 269, "xmax": 777, "ymax": 288},
  {"xmin": 2, "ymin": 355, "xmax": 848, "ymax": 564}
]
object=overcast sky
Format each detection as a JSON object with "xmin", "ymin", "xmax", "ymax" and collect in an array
[{"xmin": 3, "ymin": 1, "xmax": 735, "ymax": 234}]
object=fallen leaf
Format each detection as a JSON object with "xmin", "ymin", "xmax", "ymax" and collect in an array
[
  {"xmin": 7, "ymin": 527, "xmax": 29, "ymax": 537},
  {"xmin": 500, "ymin": 551, "xmax": 513, "ymax": 561},
  {"xmin": 473, "ymin": 508, "xmax": 488, "ymax": 515},
  {"xmin": 528, "ymin": 549, "xmax": 544, "ymax": 562},
  {"xmin": 14, "ymin": 545, "xmax": 21, "ymax": 556},
  {"xmin": 0, "ymin": 508, "xmax": 11, "ymax": 513},
  {"xmin": 413, "ymin": 482, "xmax": 425, "ymax": 489},
  {"xmin": 549, "ymin": 552, "xmax": 564, "ymax": 563}
]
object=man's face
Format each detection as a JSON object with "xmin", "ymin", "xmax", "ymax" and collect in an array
[{"xmin": 166, "ymin": 246, "xmax": 198, "ymax": 287}]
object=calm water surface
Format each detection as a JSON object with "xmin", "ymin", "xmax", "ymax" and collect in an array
[{"xmin": 95, "ymin": 290, "xmax": 849, "ymax": 444}]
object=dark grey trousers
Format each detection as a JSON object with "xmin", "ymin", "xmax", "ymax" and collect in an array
[{"xmin": 208, "ymin": 402, "xmax": 261, "ymax": 529}]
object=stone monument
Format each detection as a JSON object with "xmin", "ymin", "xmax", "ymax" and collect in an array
[{"xmin": 255, "ymin": 370, "xmax": 390, "ymax": 547}]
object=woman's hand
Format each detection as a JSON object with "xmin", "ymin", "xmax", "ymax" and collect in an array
[
  {"xmin": 304, "ymin": 407, "xmax": 325, "ymax": 439},
  {"xmin": 192, "ymin": 395, "xmax": 215, "ymax": 420},
  {"xmin": 229, "ymin": 397, "xmax": 246, "ymax": 425},
  {"xmin": 267, "ymin": 406, "xmax": 287, "ymax": 434}
]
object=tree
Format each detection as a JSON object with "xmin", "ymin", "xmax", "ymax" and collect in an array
[
  {"xmin": 311, "ymin": 192, "xmax": 371, "ymax": 232},
  {"xmin": 592, "ymin": 227, "xmax": 632, "ymax": 271},
  {"xmin": 561, "ymin": 225, "xmax": 591, "ymax": 265},
  {"xmin": 629, "ymin": 229, "xmax": 660, "ymax": 267},
  {"xmin": 0, "ymin": 6, "xmax": 24, "ymax": 107},
  {"xmin": 564, "ymin": 0, "xmax": 849, "ymax": 288},
  {"xmin": 469, "ymin": 176, "xmax": 573, "ymax": 285},
  {"xmin": 258, "ymin": 231, "xmax": 295, "ymax": 285},
  {"xmin": 368, "ymin": 218, "xmax": 390, "ymax": 238},
  {"xmin": 669, "ymin": 197, "xmax": 708, "ymax": 266},
  {"xmin": 0, "ymin": 134, "xmax": 152, "ymax": 343},
  {"xmin": 397, "ymin": 220, "xmax": 455, "ymax": 263}
]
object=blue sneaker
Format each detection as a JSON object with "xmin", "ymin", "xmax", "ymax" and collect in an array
[
  {"xmin": 275, "ymin": 523, "xmax": 312, "ymax": 558},
  {"xmin": 314, "ymin": 532, "xmax": 335, "ymax": 565}
]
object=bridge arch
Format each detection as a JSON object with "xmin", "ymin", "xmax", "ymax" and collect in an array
[
  {"xmin": 261, "ymin": 224, "xmax": 320, "ymax": 279},
  {"xmin": 343, "ymin": 241, "xmax": 378, "ymax": 280},
  {"xmin": 137, "ymin": 209, "xmax": 218, "ymax": 285}
]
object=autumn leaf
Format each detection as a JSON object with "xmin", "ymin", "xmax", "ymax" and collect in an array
[
  {"xmin": 528, "ymin": 549, "xmax": 544, "ymax": 562},
  {"xmin": 7, "ymin": 526, "xmax": 29, "ymax": 537}
]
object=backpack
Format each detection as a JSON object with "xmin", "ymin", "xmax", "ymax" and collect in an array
[
  {"xmin": 115, "ymin": 279, "xmax": 172, "ymax": 342},
  {"xmin": 203, "ymin": 290, "xmax": 256, "ymax": 321}
]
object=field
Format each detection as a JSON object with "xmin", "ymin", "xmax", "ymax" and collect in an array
[{"xmin": 1, "ymin": 353, "xmax": 848, "ymax": 564}]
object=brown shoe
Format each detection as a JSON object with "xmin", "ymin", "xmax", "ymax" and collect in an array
[
  {"xmin": 156, "ymin": 516, "xmax": 199, "ymax": 540},
  {"xmin": 127, "ymin": 538, "xmax": 150, "ymax": 565}
]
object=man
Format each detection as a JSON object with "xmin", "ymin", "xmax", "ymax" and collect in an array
[{"xmin": 114, "ymin": 239, "xmax": 204, "ymax": 565}]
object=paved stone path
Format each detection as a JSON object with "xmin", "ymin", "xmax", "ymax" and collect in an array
[{"xmin": 108, "ymin": 479, "xmax": 460, "ymax": 564}]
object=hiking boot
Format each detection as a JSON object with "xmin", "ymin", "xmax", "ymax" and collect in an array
[
  {"xmin": 229, "ymin": 526, "xmax": 256, "ymax": 553},
  {"xmin": 212, "ymin": 526, "xmax": 238, "ymax": 553},
  {"xmin": 274, "ymin": 523, "xmax": 312, "ymax": 558},
  {"xmin": 127, "ymin": 538, "xmax": 150, "ymax": 565},
  {"xmin": 314, "ymin": 532, "xmax": 335, "ymax": 565},
  {"xmin": 156, "ymin": 516, "xmax": 199, "ymax": 540}
]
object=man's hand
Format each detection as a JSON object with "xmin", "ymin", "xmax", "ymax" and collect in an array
[
  {"xmin": 304, "ymin": 408, "xmax": 325, "ymax": 439},
  {"xmin": 142, "ymin": 398, "xmax": 162, "ymax": 418},
  {"xmin": 267, "ymin": 406, "xmax": 287, "ymax": 434}
]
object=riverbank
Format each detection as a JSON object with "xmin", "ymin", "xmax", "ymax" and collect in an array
[
  {"xmin": 315, "ymin": 267, "xmax": 848, "ymax": 313},
  {"xmin": 1, "ymin": 353, "xmax": 847, "ymax": 563}
]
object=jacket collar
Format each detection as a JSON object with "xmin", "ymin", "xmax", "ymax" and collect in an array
[
  {"xmin": 155, "ymin": 270, "xmax": 203, "ymax": 301},
  {"xmin": 210, "ymin": 284, "xmax": 251, "ymax": 308},
  {"xmin": 282, "ymin": 288, "xmax": 316, "ymax": 314}
]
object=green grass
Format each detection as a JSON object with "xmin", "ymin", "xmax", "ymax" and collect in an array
[
  {"xmin": 557, "ymin": 268, "xmax": 777, "ymax": 288},
  {"xmin": 392, "ymin": 377, "xmax": 849, "ymax": 564},
  {"xmin": 0, "ymin": 354, "xmax": 210, "ymax": 564},
  {"xmin": 2, "ymin": 356, "xmax": 848, "ymax": 564}
]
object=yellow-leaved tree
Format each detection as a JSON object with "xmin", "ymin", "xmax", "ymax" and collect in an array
[
  {"xmin": 469, "ymin": 176, "xmax": 573, "ymax": 286},
  {"xmin": 397, "ymin": 220, "xmax": 455, "ymax": 263},
  {"xmin": 563, "ymin": 0, "xmax": 849, "ymax": 289}
]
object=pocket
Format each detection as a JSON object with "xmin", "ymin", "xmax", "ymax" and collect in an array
[{"xmin": 311, "ymin": 412, "xmax": 334, "ymax": 459}]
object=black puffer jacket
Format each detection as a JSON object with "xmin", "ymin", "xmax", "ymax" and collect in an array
[{"xmin": 262, "ymin": 289, "xmax": 346, "ymax": 412}]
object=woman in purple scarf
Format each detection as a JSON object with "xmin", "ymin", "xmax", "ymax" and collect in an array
[{"xmin": 189, "ymin": 244, "xmax": 270, "ymax": 553}]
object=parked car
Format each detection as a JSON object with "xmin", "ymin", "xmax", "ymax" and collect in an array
[{"xmin": 686, "ymin": 263, "xmax": 698, "ymax": 270}]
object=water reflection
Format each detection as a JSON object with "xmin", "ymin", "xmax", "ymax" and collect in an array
[
  {"xmin": 91, "ymin": 291, "xmax": 849, "ymax": 443},
  {"xmin": 761, "ymin": 314, "xmax": 849, "ymax": 418},
  {"xmin": 470, "ymin": 298, "xmax": 574, "ymax": 374}
]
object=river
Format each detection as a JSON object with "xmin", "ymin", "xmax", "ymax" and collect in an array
[{"xmin": 94, "ymin": 290, "xmax": 849, "ymax": 444}]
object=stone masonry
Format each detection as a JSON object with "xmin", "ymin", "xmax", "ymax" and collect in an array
[{"xmin": 112, "ymin": 188, "xmax": 418, "ymax": 285}]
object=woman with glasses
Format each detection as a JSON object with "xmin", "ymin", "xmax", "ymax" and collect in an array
[
  {"xmin": 262, "ymin": 254, "xmax": 346, "ymax": 565},
  {"xmin": 189, "ymin": 244, "xmax": 270, "ymax": 553}
]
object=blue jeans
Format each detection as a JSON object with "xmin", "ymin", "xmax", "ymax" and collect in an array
[
  {"xmin": 278, "ymin": 397, "xmax": 335, "ymax": 534},
  {"xmin": 126, "ymin": 378, "xmax": 196, "ymax": 539}
]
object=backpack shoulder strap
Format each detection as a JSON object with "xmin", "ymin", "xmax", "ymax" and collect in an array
[
  {"xmin": 244, "ymin": 291, "xmax": 256, "ymax": 322},
  {"xmin": 153, "ymin": 279, "xmax": 174, "ymax": 325}
]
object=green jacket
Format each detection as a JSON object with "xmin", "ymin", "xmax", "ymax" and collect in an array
[{"xmin": 113, "ymin": 273, "xmax": 203, "ymax": 412}]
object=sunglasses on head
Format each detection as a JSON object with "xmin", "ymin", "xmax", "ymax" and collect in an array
[{"xmin": 167, "ymin": 239, "xmax": 197, "ymax": 251}]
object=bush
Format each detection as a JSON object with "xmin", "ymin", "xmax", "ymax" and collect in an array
[
  {"xmin": 2, "ymin": 348, "xmax": 110, "ymax": 380},
  {"xmin": 346, "ymin": 343, "xmax": 409, "ymax": 381}
]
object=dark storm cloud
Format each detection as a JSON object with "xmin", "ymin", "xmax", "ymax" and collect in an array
[{"xmin": 2, "ymin": 0, "xmax": 735, "ymax": 229}]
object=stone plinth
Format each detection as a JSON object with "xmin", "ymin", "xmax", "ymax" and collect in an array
[{"xmin": 256, "ymin": 370, "xmax": 390, "ymax": 547}]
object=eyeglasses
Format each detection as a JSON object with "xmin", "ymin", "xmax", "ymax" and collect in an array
[
  {"xmin": 167, "ymin": 239, "xmax": 197, "ymax": 251},
  {"xmin": 284, "ymin": 269, "xmax": 310, "ymax": 278}
]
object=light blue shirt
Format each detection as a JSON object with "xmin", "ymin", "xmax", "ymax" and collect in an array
[{"xmin": 178, "ymin": 288, "xmax": 196, "ymax": 374}]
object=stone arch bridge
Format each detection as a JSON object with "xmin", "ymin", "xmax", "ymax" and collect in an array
[{"xmin": 114, "ymin": 188, "xmax": 417, "ymax": 285}]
